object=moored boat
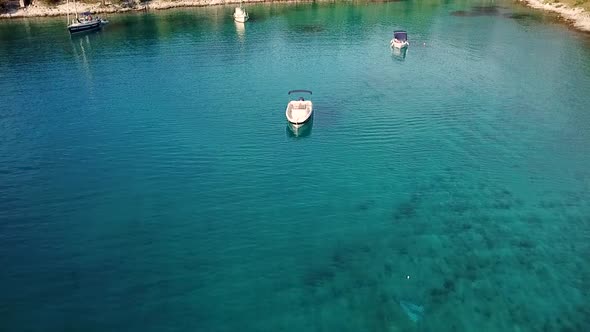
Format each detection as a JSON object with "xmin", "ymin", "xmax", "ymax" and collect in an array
[
  {"xmin": 390, "ymin": 30, "xmax": 409, "ymax": 49},
  {"xmin": 67, "ymin": 8, "xmax": 108, "ymax": 34},
  {"xmin": 285, "ymin": 90, "xmax": 313, "ymax": 126},
  {"xmin": 233, "ymin": 5, "xmax": 249, "ymax": 23}
]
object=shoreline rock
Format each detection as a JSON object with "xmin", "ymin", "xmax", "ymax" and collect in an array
[
  {"xmin": 0, "ymin": 0, "xmax": 314, "ymax": 19},
  {"xmin": 1, "ymin": 0, "xmax": 590, "ymax": 34},
  {"xmin": 519, "ymin": 0, "xmax": 590, "ymax": 32}
]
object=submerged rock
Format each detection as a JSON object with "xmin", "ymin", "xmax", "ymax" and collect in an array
[
  {"xmin": 294, "ymin": 24, "xmax": 325, "ymax": 33},
  {"xmin": 451, "ymin": 10, "xmax": 470, "ymax": 17},
  {"xmin": 472, "ymin": 5, "xmax": 500, "ymax": 15},
  {"xmin": 399, "ymin": 300, "xmax": 424, "ymax": 322},
  {"xmin": 451, "ymin": 5, "xmax": 501, "ymax": 17}
]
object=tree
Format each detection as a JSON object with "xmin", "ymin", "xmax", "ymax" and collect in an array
[{"xmin": 0, "ymin": 0, "xmax": 8, "ymax": 11}]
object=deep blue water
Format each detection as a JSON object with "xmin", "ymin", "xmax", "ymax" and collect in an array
[{"xmin": 1, "ymin": 1, "xmax": 590, "ymax": 331}]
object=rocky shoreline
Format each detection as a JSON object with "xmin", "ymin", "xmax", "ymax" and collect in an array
[
  {"xmin": 1, "ymin": 0, "xmax": 590, "ymax": 33},
  {"xmin": 520, "ymin": 0, "xmax": 590, "ymax": 32},
  {"xmin": 0, "ymin": 0, "xmax": 312, "ymax": 19}
]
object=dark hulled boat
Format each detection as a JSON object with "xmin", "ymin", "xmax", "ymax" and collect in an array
[{"xmin": 67, "ymin": 12, "xmax": 108, "ymax": 34}]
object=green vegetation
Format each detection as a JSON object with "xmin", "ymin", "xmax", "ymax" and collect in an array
[
  {"xmin": 0, "ymin": 0, "xmax": 10, "ymax": 11},
  {"xmin": 548, "ymin": 0, "xmax": 590, "ymax": 11},
  {"xmin": 572, "ymin": 0, "xmax": 590, "ymax": 11}
]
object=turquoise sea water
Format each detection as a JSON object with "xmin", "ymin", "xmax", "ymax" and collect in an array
[{"xmin": 1, "ymin": 1, "xmax": 590, "ymax": 331}]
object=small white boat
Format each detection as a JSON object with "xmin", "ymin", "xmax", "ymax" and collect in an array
[
  {"xmin": 390, "ymin": 30, "xmax": 409, "ymax": 49},
  {"xmin": 285, "ymin": 90, "xmax": 313, "ymax": 126},
  {"xmin": 233, "ymin": 5, "xmax": 249, "ymax": 23}
]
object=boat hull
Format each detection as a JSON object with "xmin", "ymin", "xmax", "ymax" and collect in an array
[
  {"xmin": 392, "ymin": 46, "xmax": 407, "ymax": 60},
  {"xmin": 286, "ymin": 101, "xmax": 313, "ymax": 125},
  {"xmin": 287, "ymin": 117, "xmax": 313, "ymax": 138},
  {"xmin": 68, "ymin": 21, "xmax": 101, "ymax": 33},
  {"xmin": 287, "ymin": 117, "xmax": 311, "ymax": 126},
  {"xmin": 233, "ymin": 7, "xmax": 249, "ymax": 23},
  {"xmin": 288, "ymin": 114, "xmax": 313, "ymax": 127},
  {"xmin": 390, "ymin": 40, "xmax": 409, "ymax": 49},
  {"xmin": 234, "ymin": 15, "xmax": 249, "ymax": 23}
]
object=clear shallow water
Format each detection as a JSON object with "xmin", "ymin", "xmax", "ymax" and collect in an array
[{"xmin": 1, "ymin": 1, "xmax": 590, "ymax": 331}]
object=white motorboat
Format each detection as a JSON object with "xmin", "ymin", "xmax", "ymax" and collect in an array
[
  {"xmin": 390, "ymin": 30, "xmax": 409, "ymax": 49},
  {"xmin": 285, "ymin": 90, "xmax": 313, "ymax": 126},
  {"xmin": 233, "ymin": 5, "xmax": 249, "ymax": 23}
]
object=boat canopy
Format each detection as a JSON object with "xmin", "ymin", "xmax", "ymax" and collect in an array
[
  {"xmin": 394, "ymin": 30, "xmax": 408, "ymax": 41},
  {"xmin": 288, "ymin": 90, "xmax": 312, "ymax": 95}
]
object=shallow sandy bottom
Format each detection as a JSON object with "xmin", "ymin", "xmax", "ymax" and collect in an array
[{"xmin": 520, "ymin": 0, "xmax": 590, "ymax": 31}]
